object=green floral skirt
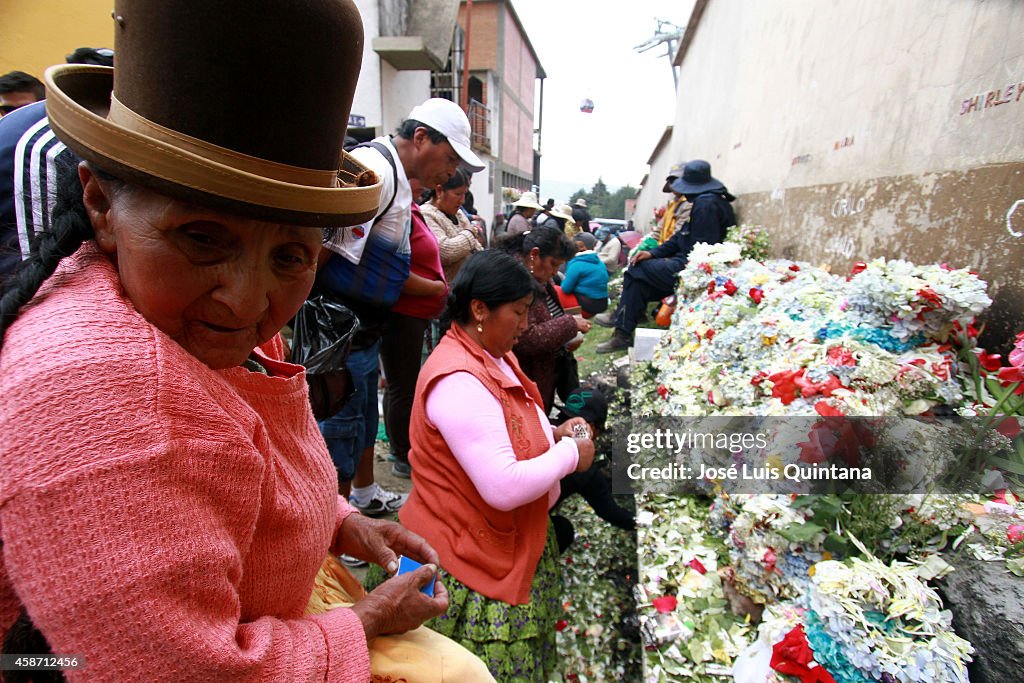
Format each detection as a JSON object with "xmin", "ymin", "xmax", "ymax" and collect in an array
[{"xmin": 365, "ymin": 525, "xmax": 562, "ymax": 683}]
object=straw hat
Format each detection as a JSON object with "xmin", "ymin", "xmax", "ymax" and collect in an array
[
  {"xmin": 551, "ymin": 203, "xmax": 575, "ymax": 221},
  {"xmin": 512, "ymin": 191, "xmax": 543, "ymax": 210},
  {"xmin": 43, "ymin": 0, "xmax": 381, "ymax": 227}
]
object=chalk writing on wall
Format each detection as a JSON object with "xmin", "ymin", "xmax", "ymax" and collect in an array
[
  {"xmin": 833, "ymin": 136, "xmax": 855, "ymax": 150},
  {"xmin": 960, "ymin": 81, "xmax": 1024, "ymax": 116},
  {"xmin": 1008, "ymin": 199, "xmax": 1024, "ymax": 238},
  {"xmin": 825, "ymin": 234, "xmax": 856, "ymax": 259},
  {"xmin": 831, "ymin": 196, "xmax": 866, "ymax": 218},
  {"xmin": 791, "ymin": 154, "xmax": 811, "ymax": 166}
]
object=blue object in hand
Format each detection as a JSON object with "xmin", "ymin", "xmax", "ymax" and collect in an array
[{"xmin": 396, "ymin": 555, "xmax": 435, "ymax": 597}]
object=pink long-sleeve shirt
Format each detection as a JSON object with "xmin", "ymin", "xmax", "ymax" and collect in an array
[
  {"xmin": 0, "ymin": 243, "xmax": 369, "ymax": 681},
  {"xmin": 425, "ymin": 354, "xmax": 579, "ymax": 511}
]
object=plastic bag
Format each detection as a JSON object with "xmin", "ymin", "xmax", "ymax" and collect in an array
[{"xmin": 291, "ymin": 296, "xmax": 361, "ymax": 420}]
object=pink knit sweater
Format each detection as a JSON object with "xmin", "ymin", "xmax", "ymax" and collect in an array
[{"xmin": 0, "ymin": 244, "xmax": 370, "ymax": 681}]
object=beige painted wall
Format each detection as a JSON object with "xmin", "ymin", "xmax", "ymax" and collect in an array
[
  {"xmin": 671, "ymin": 0, "xmax": 1024, "ymax": 347},
  {"xmin": 1, "ymin": 1, "xmax": 114, "ymax": 78}
]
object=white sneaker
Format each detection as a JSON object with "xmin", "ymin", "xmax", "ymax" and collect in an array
[
  {"xmin": 350, "ymin": 486, "xmax": 407, "ymax": 517},
  {"xmin": 339, "ymin": 554, "xmax": 368, "ymax": 568}
]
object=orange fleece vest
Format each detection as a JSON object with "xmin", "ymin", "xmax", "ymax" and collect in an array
[{"xmin": 399, "ymin": 323, "xmax": 552, "ymax": 605}]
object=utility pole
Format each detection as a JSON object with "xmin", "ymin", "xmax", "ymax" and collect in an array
[{"xmin": 634, "ymin": 19, "xmax": 683, "ymax": 89}]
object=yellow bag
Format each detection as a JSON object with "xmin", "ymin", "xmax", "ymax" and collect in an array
[{"xmin": 306, "ymin": 556, "xmax": 496, "ymax": 683}]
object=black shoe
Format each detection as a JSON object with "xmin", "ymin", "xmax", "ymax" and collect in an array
[
  {"xmin": 391, "ymin": 461, "xmax": 412, "ymax": 479},
  {"xmin": 596, "ymin": 331, "xmax": 631, "ymax": 353}
]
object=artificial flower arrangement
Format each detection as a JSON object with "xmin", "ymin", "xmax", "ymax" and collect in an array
[
  {"xmin": 628, "ymin": 238, "xmax": 1024, "ymax": 681},
  {"xmin": 650, "ymin": 245, "xmax": 990, "ymax": 419}
]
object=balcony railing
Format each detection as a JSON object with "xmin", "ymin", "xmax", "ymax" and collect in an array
[{"xmin": 468, "ymin": 98, "xmax": 491, "ymax": 153}]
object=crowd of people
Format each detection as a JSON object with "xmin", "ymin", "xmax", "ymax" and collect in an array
[{"xmin": 0, "ymin": 2, "xmax": 736, "ymax": 680}]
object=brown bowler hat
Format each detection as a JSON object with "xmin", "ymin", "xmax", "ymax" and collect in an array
[{"xmin": 43, "ymin": 0, "xmax": 381, "ymax": 227}]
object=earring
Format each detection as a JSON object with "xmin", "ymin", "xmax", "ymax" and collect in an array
[
  {"xmin": 529, "ymin": 258, "xmax": 535, "ymax": 274},
  {"xmin": 477, "ymin": 322, "xmax": 484, "ymax": 334}
]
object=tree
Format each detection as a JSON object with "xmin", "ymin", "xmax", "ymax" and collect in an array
[{"xmin": 606, "ymin": 185, "xmax": 637, "ymax": 220}]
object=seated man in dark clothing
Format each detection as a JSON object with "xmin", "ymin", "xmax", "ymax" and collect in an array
[
  {"xmin": 549, "ymin": 385, "xmax": 635, "ymax": 553},
  {"xmin": 595, "ymin": 159, "xmax": 736, "ymax": 353}
]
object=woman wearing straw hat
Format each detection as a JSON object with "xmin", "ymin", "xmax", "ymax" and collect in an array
[
  {"xmin": 537, "ymin": 202, "xmax": 578, "ymax": 237},
  {"xmin": 0, "ymin": 1, "xmax": 476, "ymax": 680},
  {"xmin": 506, "ymin": 191, "xmax": 544, "ymax": 235}
]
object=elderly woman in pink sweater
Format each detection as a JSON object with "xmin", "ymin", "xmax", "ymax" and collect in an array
[{"xmin": 0, "ymin": 2, "xmax": 452, "ymax": 680}]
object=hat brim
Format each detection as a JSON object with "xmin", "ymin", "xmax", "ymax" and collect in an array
[
  {"xmin": 670, "ymin": 175, "xmax": 725, "ymax": 196},
  {"xmin": 448, "ymin": 136, "xmax": 485, "ymax": 173},
  {"xmin": 512, "ymin": 199, "xmax": 543, "ymax": 210},
  {"xmin": 45, "ymin": 65, "xmax": 382, "ymax": 227}
]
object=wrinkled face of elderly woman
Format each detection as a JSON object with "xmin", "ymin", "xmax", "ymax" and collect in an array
[{"xmin": 81, "ymin": 166, "xmax": 322, "ymax": 370}]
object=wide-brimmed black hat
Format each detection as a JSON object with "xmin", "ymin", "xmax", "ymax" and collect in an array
[
  {"xmin": 670, "ymin": 159, "xmax": 725, "ymax": 196},
  {"xmin": 44, "ymin": 0, "xmax": 381, "ymax": 227}
]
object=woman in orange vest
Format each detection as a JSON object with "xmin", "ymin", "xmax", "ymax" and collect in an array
[{"xmin": 397, "ymin": 250, "xmax": 595, "ymax": 681}]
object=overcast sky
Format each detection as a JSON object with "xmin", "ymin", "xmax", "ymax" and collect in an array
[{"xmin": 510, "ymin": 0, "xmax": 694, "ymax": 194}]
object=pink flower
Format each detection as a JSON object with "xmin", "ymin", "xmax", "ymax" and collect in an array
[{"xmin": 1008, "ymin": 525, "xmax": 1024, "ymax": 545}]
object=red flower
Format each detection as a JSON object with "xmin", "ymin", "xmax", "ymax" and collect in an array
[
  {"xmin": 723, "ymin": 279, "xmax": 738, "ymax": 295},
  {"xmin": 771, "ymin": 625, "xmax": 837, "ymax": 683},
  {"xmin": 850, "ymin": 262, "xmax": 867, "ymax": 275},
  {"xmin": 997, "ymin": 365, "xmax": 1024, "ymax": 393},
  {"xmin": 699, "ymin": 262, "xmax": 713, "ymax": 274},
  {"xmin": 789, "ymin": 264, "xmax": 801, "ymax": 272},
  {"xmin": 750, "ymin": 287, "xmax": 764, "ymax": 304},
  {"xmin": 975, "ymin": 351, "xmax": 1003, "ymax": 372},
  {"xmin": 815, "ymin": 401, "xmax": 845, "ymax": 417},
  {"xmin": 997, "ymin": 417, "xmax": 1022, "ymax": 439},
  {"xmin": 769, "ymin": 370, "xmax": 804, "ymax": 405},
  {"xmin": 1008, "ymin": 525, "xmax": 1024, "ymax": 545},
  {"xmin": 555, "ymin": 619, "xmax": 569, "ymax": 632},
  {"xmin": 705, "ymin": 329, "xmax": 716, "ymax": 340},
  {"xmin": 826, "ymin": 346, "xmax": 857, "ymax": 367},
  {"xmin": 656, "ymin": 384, "xmax": 669, "ymax": 400},
  {"xmin": 687, "ymin": 558, "xmax": 707, "ymax": 575},
  {"xmin": 917, "ymin": 287, "xmax": 943, "ymax": 309},
  {"xmin": 651, "ymin": 595, "xmax": 678, "ymax": 614},
  {"xmin": 751, "ymin": 371, "xmax": 768, "ymax": 386},
  {"xmin": 707, "ymin": 281, "xmax": 716, "ymax": 295}
]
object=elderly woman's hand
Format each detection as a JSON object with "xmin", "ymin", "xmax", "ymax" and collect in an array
[
  {"xmin": 350, "ymin": 566, "xmax": 450, "ymax": 640},
  {"xmin": 337, "ymin": 514, "xmax": 439, "ymax": 575}
]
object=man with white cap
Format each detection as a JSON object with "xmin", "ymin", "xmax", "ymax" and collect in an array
[{"xmin": 317, "ymin": 98, "xmax": 485, "ymax": 544}]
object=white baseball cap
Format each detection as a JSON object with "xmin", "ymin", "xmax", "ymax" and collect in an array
[{"xmin": 407, "ymin": 98, "xmax": 485, "ymax": 172}]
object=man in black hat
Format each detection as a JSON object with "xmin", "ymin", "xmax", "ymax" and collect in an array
[{"xmin": 595, "ymin": 159, "xmax": 735, "ymax": 353}]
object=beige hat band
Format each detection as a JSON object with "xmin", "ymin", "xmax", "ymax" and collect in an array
[{"xmin": 108, "ymin": 95, "xmax": 338, "ymax": 188}]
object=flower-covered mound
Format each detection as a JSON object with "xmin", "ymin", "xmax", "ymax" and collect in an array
[{"xmin": 650, "ymin": 246, "xmax": 991, "ymax": 418}]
